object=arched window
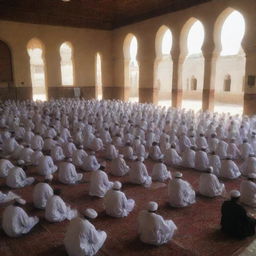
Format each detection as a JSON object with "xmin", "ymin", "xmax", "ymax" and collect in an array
[
  {"xmin": 96, "ymin": 53, "xmax": 102, "ymax": 100},
  {"xmin": 27, "ymin": 38, "xmax": 47, "ymax": 101},
  {"xmin": 123, "ymin": 34, "xmax": 139, "ymax": 102},
  {"xmin": 60, "ymin": 42, "xmax": 74, "ymax": 86},
  {"xmin": 223, "ymin": 74, "xmax": 231, "ymax": 91},
  {"xmin": 154, "ymin": 26, "xmax": 173, "ymax": 106},
  {"xmin": 221, "ymin": 11, "xmax": 245, "ymax": 56},
  {"xmin": 191, "ymin": 76, "xmax": 197, "ymax": 90}
]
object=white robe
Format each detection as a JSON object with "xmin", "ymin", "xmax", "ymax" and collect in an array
[
  {"xmin": 19, "ymin": 147, "xmax": 34, "ymax": 164},
  {"xmin": 137, "ymin": 210, "xmax": 177, "ymax": 246},
  {"xmin": 134, "ymin": 144, "xmax": 148, "ymax": 159},
  {"xmin": 149, "ymin": 145, "xmax": 164, "ymax": 161},
  {"xmin": 219, "ymin": 159, "xmax": 241, "ymax": 179},
  {"xmin": 89, "ymin": 138, "xmax": 104, "ymax": 152},
  {"xmin": 151, "ymin": 162, "xmax": 171, "ymax": 182},
  {"xmin": 129, "ymin": 161, "xmax": 152, "ymax": 187},
  {"xmin": 2, "ymin": 205, "xmax": 39, "ymax": 237},
  {"xmin": 216, "ymin": 141, "xmax": 228, "ymax": 159},
  {"xmin": 227, "ymin": 143, "xmax": 241, "ymax": 160},
  {"xmin": 6, "ymin": 167, "xmax": 34, "ymax": 188},
  {"xmin": 64, "ymin": 217, "xmax": 107, "ymax": 256},
  {"xmin": 240, "ymin": 143, "xmax": 254, "ymax": 160},
  {"xmin": 31, "ymin": 150, "xmax": 43, "ymax": 166},
  {"xmin": 11, "ymin": 144, "xmax": 24, "ymax": 160},
  {"xmin": 81, "ymin": 155, "xmax": 100, "ymax": 172},
  {"xmin": 3, "ymin": 137, "xmax": 18, "ymax": 154},
  {"xmin": 72, "ymin": 149, "xmax": 88, "ymax": 167},
  {"xmin": 38, "ymin": 155, "xmax": 58, "ymax": 176},
  {"xmin": 164, "ymin": 148, "xmax": 182, "ymax": 167},
  {"xmin": 195, "ymin": 151, "xmax": 209, "ymax": 171},
  {"xmin": 199, "ymin": 173, "xmax": 225, "ymax": 197},
  {"xmin": 63, "ymin": 142, "xmax": 77, "ymax": 158},
  {"xmin": 240, "ymin": 157, "xmax": 256, "ymax": 176},
  {"xmin": 122, "ymin": 146, "xmax": 136, "ymax": 160},
  {"xmin": 240, "ymin": 180, "xmax": 256, "ymax": 207},
  {"xmin": 181, "ymin": 148, "xmax": 195, "ymax": 168},
  {"xmin": 31, "ymin": 135, "xmax": 44, "ymax": 151},
  {"xmin": 105, "ymin": 144, "xmax": 118, "ymax": 160},
  {"xmin": 0, "ymin": 159, "xmax": 14, "ymax": 177},
  {"xmin": 168, "ymin": 178, "xmax": 196, "ymax": 207},
  {"xmin": 33, "ymin": 182, "xmax": 54, "ymax": 209},
  {"xmin": 89, "ymin": 170, "xmax": 113, "ymax": 198},
  {"xmin": 51, "ymin": 145, "xmax": 65, "ymax": 162},
  {"xmin": 104, "ymin": 189, "xmax": 135, "ymax": 218},
  {"xmin": 110, "ymin": 157, "xmax": 130, "ymax": 177},
  {"xmin": 209, "ymin": 154, "xmax": 221, "ymax": 176},
  {"xmin": 58, "ymin": 162, "xmax": 83, "ymax": 184}
]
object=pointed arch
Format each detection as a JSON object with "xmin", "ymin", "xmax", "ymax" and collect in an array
[
  {"xmin": 27, "ymin": 38, "xmax": 47, "ymax": 101},
  {"xmin": 95, "ymin": 52, "xmax": 103, "ymax": 100}
]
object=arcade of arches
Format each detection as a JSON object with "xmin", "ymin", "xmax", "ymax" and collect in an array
[{"xmin": 0, "ymin": 0, "xmax": 256, "ymax": 116}]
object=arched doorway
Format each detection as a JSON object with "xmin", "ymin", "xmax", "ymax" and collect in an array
[
  {"xmin": 214, "ymin": 9, "xmax": 245, "ymax": 115},
  {"xmin": 60, "ymin": 42, "xmax": 74, "ymax": 86},
  {"xmin": 27, "ymin": 38, "xmax": 47, "ymax": 101},
  {"xmin": 123, "ymin": 34, "xmax": 139, "ymax": 102},
  {"xmin": 181, "ymin": 19, "xmax": 205, "ymax": 111},
  {"xmin": 95, "ymin": 53, "xmax": 103, "ymax": 100},
  {"xmin": 154, "ymin": 25, "xmax": 173, "ymax": 107}
]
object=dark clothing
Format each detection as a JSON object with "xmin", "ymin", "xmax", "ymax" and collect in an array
[{"xmin": 221, "ymin": 200, "xmax": 256, "ymax": 239}]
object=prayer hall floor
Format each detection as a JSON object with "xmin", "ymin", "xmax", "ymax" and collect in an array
[{"xmin": 0, "ymin": 153, "xmax": 255, "ymax": 256}]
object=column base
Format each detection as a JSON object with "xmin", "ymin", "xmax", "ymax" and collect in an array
[
  {"xmin": 172, "ymin": 89, "xmax": 182, "ymax": 108},
  {"xmin": 202, "ymin": 89, "xmax": 215, "ymax": 112},
  {"xmin": 244, "ymin": 94, "xmax": 256, "ymax": 116},
  {"xmin": 139, "ymin": 88, "xmax": 159, "ymax": 104}
]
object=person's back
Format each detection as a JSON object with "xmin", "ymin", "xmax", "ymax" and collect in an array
[
  {"xmin": 33, "ymin": 182, "xmax": 53, "ymax": 209},
  {"xmin": 104, "ymin": 190, "xmax": 124, "ymax": 217},
  {"xmin": 240, "ymin": 175, "xmax": 256, "ymax": 207}
]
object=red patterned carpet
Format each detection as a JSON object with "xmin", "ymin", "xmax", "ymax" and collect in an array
[{"xmin": 0, "ymin": 154, "xmax": 255, "ymax": 256}]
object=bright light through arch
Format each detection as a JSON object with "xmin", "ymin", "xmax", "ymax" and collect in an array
[
  {"xmin": 187, "ymin": 20, "xmax": 205, "ymax": 55},
  {"xmin": 221, "ymin": 11, "xmax": 245, "ymax": 56},
  {"xmin": 161, "ymin": 29, "xmax": 172, "ymax": 55},
  {"xmin": 130, "ymin": 36, "xmax": 138, "ymax": 60}
]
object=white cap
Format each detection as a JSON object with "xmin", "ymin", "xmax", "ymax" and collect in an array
[
  {"xmin": 17, "ymin": 160, "xmax": 25, "ymax": 165},
  {"xmin": 15, "ymin": 198, "xmax": 26, "ymax": 205},
  {"xmin": 84, "ymin": 208, "xmax": 98, "ymax": 219},
  {"xmin": 90, "ymin": 151, "xmax": 95, "ymax": 155},
  {"xmin": 174, "ymin": 172, "xmax": 183, "ymax": 178},
  {"xmin": 230, "ymin": 190, "xmax": 241, "ymax": 198},
  {"xmin": 137, "ymin": 156, "xmax": 144, "ymax": 162},
  {"xmin": 248, "ymin": 173, "xmax": 256, "ymax": 179},
  {"xmin": 119, "ymin": 154, "xmax": 124, "ymax": 158},
  {"xmin": 207, "ymin": 167, "xmax": 213, "ymax": 173},
  {"xmin": 147, "ymin": 201, "xmax": 158, "ymax": 212},
  {"xmin": 67, "ymin": 158, "xmax": 72, "ymax": 162},
  {"xmin": 78, "ymin": 145, "xmax": 84, "ymax": 149},
  {"xmin": 45, "ymin": 174, "xmax": 53, "ymax": 181},
  {"xmin": 113, "ymin": 181, "xmax": 122, "ymax": 190}
]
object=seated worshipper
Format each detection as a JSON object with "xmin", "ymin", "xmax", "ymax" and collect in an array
[
  {"xmin": 63, "ymin": 138, "xmax": 77, "ymax": 158},
  {"xmin": 45, "ymin": 189, "xmax": 77, "ymax": 222},
  {"xmin": 38, "ymin": 153, "xmax": 58, "ymax": 176},
  {"xmin": 196, "ymin": 133, "xmax": 208, "ymax": 150},
  {"xmin": 168, "ymin": 172, "xmax": 196, "ymax": 207},
  {"xmin": 216, "ymin": 140, "xmax": 228, "ymax": 159},
  {"xmin": 81, "ymin": 152, "xmax": 100, "ymax": 172},
  {"xmin": 0, "ymin": 158, "xmax": 14, "ymax": 177},
  {"xmin": 199, "ymin": 167, "xmax": 225, "ymax": 198},
  {"xmin": 137, "ymin": 201, "xmax": 177, "ymax": 246},
  {"xmin": 195, "ymin": 147, "xmax": 209, "ymax": 171},
  {"xmin": 112, "ymin": 133, "xmax": 123, "ymax": 148},
  {"xmin": 109, "ymin": 154, "xmax": 130, "ymax": 177},
  {"xmin": 89, "ymin": 166, "xmax": 113, "ymax": 198},
  {"xmin": 43, "ymin": 136, "xmax": 56, "ymax": 152},
  {"xmin": 6, "ymin": 160, "xmax": 35, "ymax": 188},
  {"xmin": 240, "ymin": 139, "xmax": 254, "ymax": 160},
  {"xmin": 151, "ymin": 159, "xmax": 171, "ymax": 182},
  {"xmin": 164, "ymin": 143, "xmax": 182, "ymax": 167},
  {"xmin": 3, "ymin": 132, "xmax": 18, "ymax": 155},
  {"xmin": 179, "ymin": 132, "xmax": 192, "ymax": 153},
  {"xmin": 221, "ymin": 190, "xmax": 256, "ymax": 239},
  {"xmin": 19, "ymin": 144, "xmax": 34, "ymax": 165},
  {"xmin": 31, "ymin": 133, "xmax": 44, "ymax": 151},
  {"xmin": 149, "ymin": 142, "xmax": 164, "ymax": 161},
  {"xmin": 31, "ymin": 149, "xmax": 43, "ymax": 166},
  {"xmin": 11, "ymin": 144, "xmax": 24, "ymax": 160},
  {"xmin": 240, "ymin": 174, "xmax": 256, "ymax": 208},
  {"xmin": 219, "ymin": 156, "xmax": 241, "ymax": 179},
  {"xmin": 64, "ymin": 208, "xmax": 107, "ymax": 256},
  {"xmin": 104, "ymin": 143, "xmax": 119, "ymax": 160},
  {"xmin": 89, "ymin": 137, "xmax": 104, "ymax": 152},
  {"xmin": 123, "ymin": 142, "xmax": 136, "ymax": 160},
  {"xmin": 0, "ymin": 190, "xmax": 19, "ymax": 204},
  {"xmin": 58, "ymin": 158, "xmax": 83, "ymax": 185},
  {"xmin": 134, "ymin": 142, "xmax": 149, "ymax": 160},
  {"xmin": 227, "ymin": 138, "xmax": 241, "ymax": 160},
  {"xmin": 209, "ymin": 151, "xmax": 221, "ymax": 177},
  {"xmin": 51, "ymin": 143, "xmax": 65, "ymax": 162},
  {"xmin": 181, "ymin": 146, "xmax": 196, "ymax": 169},
  {"xmin": 129, "ymin": 157, "xmax": 152, "ymax": 188},
  {"xmin": 240, "ymin": 154, "xmax": 256, "ymax": 177},
  {"xmin": 33, "ymin": 176, "xmax": 54, "ymax": 209},
  {"xmin": 72, "ymin": 145, "xmax": 88, "ymax": 168},
  {"xmin": 208, "ymin": 133, "xmax": 219, "ymax": 153},
  {"xmin": 104, "ymin": 181, "xmax": 135, "ymax": 218},
  {"xmin": 2, "ymin": 198, "xmax": 39, "ymax": 237}
]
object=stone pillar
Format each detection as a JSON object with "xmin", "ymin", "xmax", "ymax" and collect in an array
[{"xmin": 171, "ymin": 52, "xmax": 183, "ymax": 108}]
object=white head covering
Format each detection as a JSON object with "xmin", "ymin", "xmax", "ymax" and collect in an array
[
  {"xmin": 174, "ymin": 172, "xmax": 183, "ymax": 178},
  {"xmin": 17, "ymin": 160, "xmax": 25, "ymax": 165},
  {"xmin": 15, "ymin": 198, "xmax": 26, "ymax": 205},
  {"xmin": 113, "ymin": 181, "xmax": 122, "ymax": 190},
  {"xmin": 248, "ymin": 173, "xmax": 256, "ymax": 179},
  {"xmin": 147, "ymin": 201, "xmax": 158, "ymax": 212},
  {"xmin": 45, "ymin": 174, "xmax": 53, "ymax": 181},
  {"xmin": 207, "ymin": 167, "xmax": 213, "ymax": 173},
  {"xmin": 119, "ymin": 154, "xmax": 124, "ymax": 158},
  {"xmin": 78, "ymin": 145, "xmax": 84, "ymax": 149},
  {"xmin": 84, "ymin": 208, "xmax": 98, "ymax": 219},
  {"xmin": 230, "ymin": 190, "xmax": 240, "ymax": 198}
]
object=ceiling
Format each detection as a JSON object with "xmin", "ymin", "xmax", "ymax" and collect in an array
[{"xmin": 0, "ymin": 0, "xmax": 212, "ymax": 30}]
